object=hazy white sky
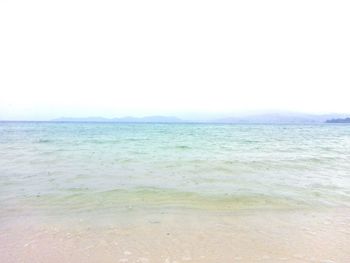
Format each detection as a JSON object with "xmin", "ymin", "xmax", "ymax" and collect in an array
[{"xmin": 1, "ymin": 0, "xmax": 349, "ymax": 120}]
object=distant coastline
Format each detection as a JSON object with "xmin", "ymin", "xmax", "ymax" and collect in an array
[
  {"xmin": 51, "ymin": 116, "xmax": 185, "ymax": 123},
  {"xmin": 51, "ymin": 113, "xmax": 350, "ymax": 124},
  {"xmin": 326, "ymin": 117, "xmax": 350, "ymax": 123},
  {"xmin": 2, "ymin": 113, "xmax": 350, "ymax": 124}
]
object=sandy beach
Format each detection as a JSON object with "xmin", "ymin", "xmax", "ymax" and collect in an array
[{"xmin": 1, "ymin": 208, "xmax": 350, "ymax": 263}]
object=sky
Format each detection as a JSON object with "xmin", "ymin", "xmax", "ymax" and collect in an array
[{"xmin": 0, "ymin": 0, "xmax": 350, "ymax": 120}]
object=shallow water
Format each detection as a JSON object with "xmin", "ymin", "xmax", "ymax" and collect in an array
[{"xmin": 1, "ymin": 122, "xmax": 350, "ymax": 220}]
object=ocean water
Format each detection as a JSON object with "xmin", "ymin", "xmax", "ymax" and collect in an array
[{"xmin": 1, "ymin": 122, "xmax": 350, "ymax": 221}]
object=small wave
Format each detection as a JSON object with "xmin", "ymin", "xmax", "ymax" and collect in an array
[{"xmin": 22, "ymin": 187, "xmax": 307, "ymax": 213}]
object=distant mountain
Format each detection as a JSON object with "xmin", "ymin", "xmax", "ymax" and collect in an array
[
  {"xmin": 326, "ymin": 117, "xmax": 350, "ymax": 123},
  {"xmin": 52, "ymin": 117, "xmax": 108, "ymax": 122},
  {"xmin": 211, "ymin": 113, "xmax": 350, "ymax": 124},
  {"xmin": 113, "ymin": 116, "xmax": 184, "ymax": 123},
  {"xmin": 51, "ymin": 113, "xmax": 350, "ymax": 124},
  {"xmin": 52, "ymin": 116, "xmax": 184, "ymax": 123}
]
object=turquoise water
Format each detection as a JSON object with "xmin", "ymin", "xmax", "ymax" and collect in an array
[{"xmin": 1, "ymin": 122, "xmax": 350, "ymax": 218}]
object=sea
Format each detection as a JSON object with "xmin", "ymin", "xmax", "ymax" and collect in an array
[{"xmin": 1, "ymin": 122, "xmax": 350, "ymax": 223}]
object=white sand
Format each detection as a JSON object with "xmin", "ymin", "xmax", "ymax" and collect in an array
[{"xmin": 1, "ymin": 209, "xmax": 350, "ymax": 262}]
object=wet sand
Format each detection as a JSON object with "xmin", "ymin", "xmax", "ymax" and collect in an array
[{"xmin": 1, "ymin": 208, "xmax": 350, "ymax": 262}]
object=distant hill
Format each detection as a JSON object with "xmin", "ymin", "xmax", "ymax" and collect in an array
[
  {"xmin": 51, "ymin": 113, "xmax": 350, "ymax": 124},
  {"xmin": 211, "ymin": 113, "xmax": 350, "ymax": 124},
  {"xmin": 326, "ymin": 117, "xmax": 350, "ymax": 123},
  {"xmin": 52, "ymin": 116, "xmax": 184, "ymax": 123}
]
